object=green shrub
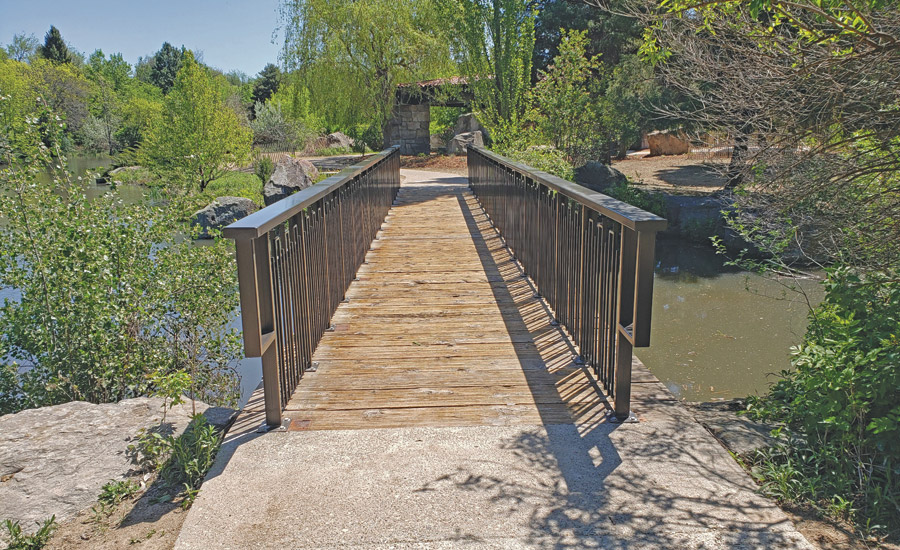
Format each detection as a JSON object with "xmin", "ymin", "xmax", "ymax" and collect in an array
[
  {"xmin": 0, "ymin": 96, "xmax": 241, "ymax": 415},
  {"xmin": 201, "ymin": 171, "xmax": 264, "ymax": 207},
  {"xmin": 130, "ymin": 414, "xmax": 222, "ymax": 509},
  {"xmin": 602, "ymin": 181, "xmax": 668, "ymax": 218},
  {"xmin": 500, "ymin": 147, "xmax": 575, "ymax": 181},
  {"xmin": 254, "ymin": 156, "xmax": 275, "ymax": 185},
  {"xmin": 746, "ymin": 267, "xmax": 900, "ymax": 535},
  {"xmin": 1, "ymin": 516, "xmax": 56, "ymax": 550}
]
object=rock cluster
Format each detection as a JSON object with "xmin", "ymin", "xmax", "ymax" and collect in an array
[
  {"xmin": 192, "ymin": 196, "xmax": 259, "ymax": 239},
  {"xmin": 0, "ymin": 398, "xmax": 235, "ymax": 530},
  {"xmin": 263, "ymin": 157, "xmax": 320, "ymax": 206},
  {"xmin": 574, "ymin": 161, "xmax": 628, "ymax": 192},
  {"xmin": 452, "ymin": 113, "xmax": 490, "ymax": 144}
]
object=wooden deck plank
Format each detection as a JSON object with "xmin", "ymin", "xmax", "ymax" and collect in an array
[{"xmin": 285, "ymin": 174, "xmax": 621, "ymax": 431}]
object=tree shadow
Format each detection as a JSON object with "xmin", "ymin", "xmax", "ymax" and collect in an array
[{"xmin": 415, "ymin": 188, "xmax": 811, "ymax": 548}]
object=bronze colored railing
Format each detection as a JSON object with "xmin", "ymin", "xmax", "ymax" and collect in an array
[
  {"xmin": 224, "ymin": 147, "xmax": 401, "ymax": 429},
  {"xmin": 467, "ymin": 145, "xmax": 666, "ymax": 422}
]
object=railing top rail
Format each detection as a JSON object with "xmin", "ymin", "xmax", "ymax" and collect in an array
[
  {"xmin": 468, "ymin": 145, "xmax": 668, "ymax": 232},
  {"xmin": 223, "ymin": 146, "xmax": 400, "ymax": 241}
]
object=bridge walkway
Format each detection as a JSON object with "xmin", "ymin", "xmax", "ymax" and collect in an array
[
  {"xmin": 175, "ymin": 170, "xmax": 812, "ymax": 550},
  {"xmin": 282, "ymin": 169, "xmax": 640, "ymax": 431}
]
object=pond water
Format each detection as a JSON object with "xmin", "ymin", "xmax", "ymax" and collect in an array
[{"xmin": 635, "ymin": 238, "xmax": 823, "ymax": 402}]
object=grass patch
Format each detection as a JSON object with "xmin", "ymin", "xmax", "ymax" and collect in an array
[
  {"xmin": 202, "ymin": 171, "xmax": 263, "ymax": 206},
  {"xmin": 2, "ymin": 516, "xmax": 57, "ymax": 550},
  {"xmin": 129, "ymin": 414, "xmax": 223, "ymax": 510},
  {"xmin": 602, "ymin": 181, "xmax": 668, "ymax": 218},
  {"xmin": 109, "ymin": 166, "xmax": 154, "ymax": 186}
]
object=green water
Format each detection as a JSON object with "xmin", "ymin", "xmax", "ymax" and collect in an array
[{"xmin": 635, "ymin": 238, "xmax": 823, "ymax": 402}]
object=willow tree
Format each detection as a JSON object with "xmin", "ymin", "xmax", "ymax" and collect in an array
[
  {"xmin": 279, "ymin": 0, "xmax": 452, "ymax": 134},
  {"xmin": 440, "ymin": 0, "xmax": 536, "ymax": 143}
]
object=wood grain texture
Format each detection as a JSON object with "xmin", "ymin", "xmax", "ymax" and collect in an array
[{"xmin": 282, "ymin": 173, "xmax": 662, "ymax": 431}]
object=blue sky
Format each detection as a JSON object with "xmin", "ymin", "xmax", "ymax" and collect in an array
[{"xmin": 0, "ymin": 0, "xmax": 283, "ymax": 76}]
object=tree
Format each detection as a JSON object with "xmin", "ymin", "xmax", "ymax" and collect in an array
[
  {"xmin": 280, "ymin": 0, "xmax": 452, "ymax": 134},
  {"xmin": 141, "ymin": 52, "xmax": 252, "ymax": 191},
  {"xmin": 528, "ymin": 30, "xmax": 605, "ymax": 165},
  {"xmin": 84, "ymin": 50, "xmax": 132, "ymax": 154},
  {"xmin": 441, "ymin": 0, "xmax": 536, "ymax": 143},
  {"xmin": 251, "ymin": 63, "xmax": 281, "ymax": 107},
  {"xmin": 147, "ymin": 42, "xmax": 185, "ymax": 94},
  {"xmin": 637, "ymin": 0, "xmax": 900, "ymax": 269},
  {"xmin": 39, "ymin": 26, "xmax": 72, "ymax": 64},
  {"xmin": 5, "ymin": 33, "xmax": 39, "ymax": 63}
]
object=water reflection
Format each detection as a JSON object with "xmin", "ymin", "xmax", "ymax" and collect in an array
[{"xmin": 635, "ymin": 237, "xmax": 823, "ymax": 402}]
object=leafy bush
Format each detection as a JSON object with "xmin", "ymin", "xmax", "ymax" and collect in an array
[
  {"xmin": 0, "ymin": 95, "xmax": 241, "ymax": 415},
  {"xmin": 130, "ymin": 414, "xmax": 222, "ymax": 509},
  {"xmin": 500, "ymin": 146, "xmax": 575, "ymax": 181},
  {"xmin": 746, "ymin": 267, "xmax": 900, "ymax": 535},
  {"xmin": 602, "ymin": 181, "xmax": 668, "ymax": 218},
  {"xmin": 254, "ymin": 156, "xmax": 275, "ymax": 185},
  {"xmin": 1, "ymin": 516, "xmax": 56, "ymax": 550}
]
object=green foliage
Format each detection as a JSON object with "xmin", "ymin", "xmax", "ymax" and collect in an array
[
  {"xmin": 500, "ymin": 146, "xmax": 575, "ymax": 181},
  {"xmin": 746, "ymin": 268, "xmax": 900, "ymax": 535},
  {"xmin": 39, "ymin": 26, "xmax": 71, "ymax": 64},
  {"xmin": 146, "ymin": 42, "xmax": 185, "ymax": 94},
  {"xmin": 160, "ymin": 415, "xmax": 222, "ymax": 507},
  {"xmin": 131, "ymin": 415, "xmax": 223, "ymax": 509},
  {"xmin": 347, "ymin": 123, "xmax": 381, "ymax": 155},
  {"xmin": 254, "ymin": 156, "xmax": 275, "ymax": 184},
  {"xmin": 442, "ymin": 0, "xmax": 536, "ymax": 143},
  {"xmin": 202, "ymin": 171, "xmax": 264, "ymax": 207},
  {"xmin": 0, "ymin": 97, "xmax": 241, "ymax": 415},
  {"xmin": 281, "ymin": 0, "xmax": 453, "ymax": 133},
  {"xmin": 141, "ymin": 52, "xmax": 252, "ymax": 192},
  {"xmin": 5, "ymin": 33, "xmax": 39, "ymax": 63},
  {"xmin": 92, "ymin": 479, "xmax": 141, "ymax": 518},
  {"xmin": 251, "ymin": 63, "xmax": 281, "ymax": 106},
  {"xmin": 1, "ymin": 516, "xmax": 56, "ymax": 550},
  {"xmin": 430, "ymin": 106, "xmax": 464, "ymax": 136},
  {"xmin": 528, "ymin": 30, "xmax": 604, "ymax": 166},
  {"xmin": 250, "ymin": 100, "xmax": 313, "ymax": 147},
  {"xmin": 602, "ymin": 181, "xmax": 668, "ymax": 218}
]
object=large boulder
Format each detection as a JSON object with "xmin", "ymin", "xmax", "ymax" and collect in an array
[
  {"xmin": 192, "ymin": 196, "xmax": 259, "ymax": 239},
  {"xmin": 0, "ymin": 398, "xmax": 235, "ymax": 530},
  {"xmin": 326, "ymin": 132, "xmax": 354, "ymax": 149},
  {"xmin": 574, "ymin": 161, "xmax": 628, "ymax": 192},
  {"xmin": 263, "ymin": 157, "xmax": 320, "ymax": 206},
  {"xmin": 647, "ymin": 130, "xmax": 691, "ymax": 156},
  {"xmin": 447, "ymin": 131, "xmax": 484, "ymax": 156},
  {"xmin": 452, "ymin": 113, "xmax": 490, "ymax": 143},
  {"xmin": 430, "ymin": 134, "xmax": 447, "ymax": 152}
]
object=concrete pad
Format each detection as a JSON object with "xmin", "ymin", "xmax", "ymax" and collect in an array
[{"xmin": 177, "ymin": 403, "xmax": 811, "ymax": 549}]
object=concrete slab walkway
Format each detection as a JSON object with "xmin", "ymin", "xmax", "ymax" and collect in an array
[{"xmin": 175, "ymin": 170, "xmax": 812, "ymax": 549}]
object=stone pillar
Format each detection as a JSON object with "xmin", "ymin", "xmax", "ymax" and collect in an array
[{"xmin": 383, "ymin": 104, "xmax": 431, "ymax": 155}]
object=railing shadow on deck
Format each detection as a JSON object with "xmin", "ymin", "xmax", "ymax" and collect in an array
[{"xmin": 399, "ymin": 185, "xmax": 802, "ymax": 549}]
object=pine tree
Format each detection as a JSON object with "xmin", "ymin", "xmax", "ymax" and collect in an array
[
  {"xmin": 39, "ymin": 26, "xmax": 72, "ymax": 64},
  {"xmin": 251, "ymin": 63, "xmax": 281, "ymax": 106},
  {"xmin": 149, "ymin": 42, "xmax": 185, "ymax": 94}
]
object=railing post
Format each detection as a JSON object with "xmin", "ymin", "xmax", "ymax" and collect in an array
[
  {"xmin": 613, "ymin": 228, "xmax": 637, "ymax": 423},
  {"xmin": 234, "ymin": 236, "xmax": 283, "ymax": 429}
]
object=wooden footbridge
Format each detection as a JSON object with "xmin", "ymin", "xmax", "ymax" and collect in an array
[{"xmin": 224, "ymin": 147, "xmax": 667, "ymax": 432}]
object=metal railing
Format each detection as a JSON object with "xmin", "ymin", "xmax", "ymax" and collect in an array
[
  {"xmin": 467, "ymin": 145, "xmax": 666, "ymax": 422},
  {"xmin": 224, "ymin": 146, "xmax": 401, "ymax": 429}
]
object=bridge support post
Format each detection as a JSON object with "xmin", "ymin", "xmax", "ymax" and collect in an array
[{"xmin": 235, "ymin": 235, "xmax": 284, "ymax": 430}]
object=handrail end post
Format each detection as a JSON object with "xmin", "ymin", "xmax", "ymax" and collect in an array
[{"xmin": 611, "ymin": 330, "xmax": 637, "ymax": 423}]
